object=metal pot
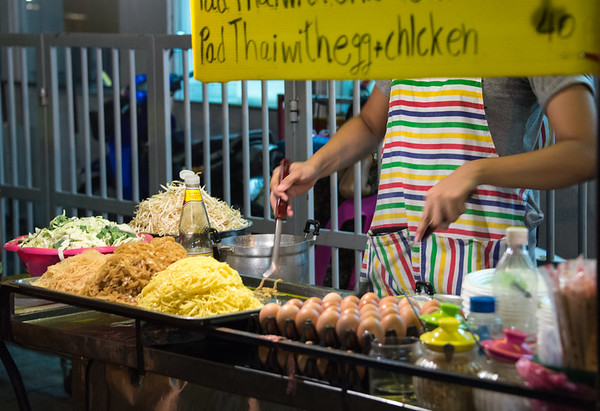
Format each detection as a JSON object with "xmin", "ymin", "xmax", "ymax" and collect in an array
[{"xmin": 215, "ymin": 220, "xmax": 320, "ymax": 284}]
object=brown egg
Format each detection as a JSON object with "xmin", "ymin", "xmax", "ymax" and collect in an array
[
  {"xmin": 322, "ymin": 292, "xmax": 343, "ymax": 305},
  {"xmin": 341, "ymin": 306, "xmax": 360, "ymax": 318},
  {"xmin": 285, "ymin": 298, "xmax": 304, "ymax": 308},
  {"xmin": 335, "ymin": 312, "xmax": 361, "ymax": 342},
  {"xmin": 276, "ymin": 303, "xmax": 300, "ymax": 333},
  {"xmin": 316, "ymin": 308, "xmax": 341, "ymax": 340},
  {"xmin": 398, "ymin": 296, "xmax": 418, "ymax": 310},
  {"xmin": 297, "ymin": 341, "xmax": 313, "ymax": 373},
  {"xmin": 420, "ymin": 299, "xmax": 440, "ymax": 315},
  {"xmin": 359, "ymin": 303, "xmax": 381, "ymax": 318},
  {"xmin": 399, "ymin": 305, "xmax": 423, "ymax": 334},
  {"xmin": 356, "ymin": 316, "xmax": 385, "ymax": 348},
  {"xmin": 379, "ymin": 304, "xmax": 400, "ymax": 319},
  {"xmin": 295, "ymin": 306, "xmax": 321, "ymax": 335},
  {"xmin": 339, "ymin": 298, "xmax": 359, "ymax": 312},
  {"xmin": 341, "ymin": 295, "xmax": 360, "ymax": 306},
  {"xmin": 359, "ymin": 292, "xmax": 380, "ymax": 307},
  {"xmin": 379, "ymin": 295, "xmax": 399, "ymax": 308},
  {"xmin": 303, "ymin": 300, "xmax": 324, "ymax": 314},
  {"xmin": 381, "ymin": 312, "xmax": 407, "ymax": 340},
  {"xmin": 379, "ymin": 301, "xmax": 400, "ymax": 314},
  {"xmin": 305, "ymin": 296, "xmax": 323, "ymax": 305},
  {"xmin": 321, "ymin": 301, "xmax": 341, "ymax": 312},
  {"xmin": 259, "ymin": 302, "xmax": 280, "ymax": 331}
]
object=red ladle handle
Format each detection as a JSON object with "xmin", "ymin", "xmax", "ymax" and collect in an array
[{"xmin": 275, "ymin": 158, "xmax": 290, "ymax": 220}]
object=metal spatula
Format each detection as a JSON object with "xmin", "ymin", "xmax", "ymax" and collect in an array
[{"xmin": 263, "ymin": 158, "xmax": 290, "ymax": 278}]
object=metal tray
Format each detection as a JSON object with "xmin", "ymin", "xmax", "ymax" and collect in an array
[{"xmin": 3, "ymin": 276, "xmax": 351, "ymax": 328}]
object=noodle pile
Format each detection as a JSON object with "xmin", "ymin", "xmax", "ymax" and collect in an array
[
  {"xmin": 34, "ymin": 250, "xmax": 109, "ymax": 294},
  {"xmin": 86, "ymin": 236, "xmax": 188, "ymax": 304},
  {"xmin": 137, "ymin": 256, "xmax": 263, "ymax": 317},
  {"xmin": 128, "ymin": 181, "xmax": 249, "ymax": 235},
  {"xmin": 34, "ymin": 236, "xmax": 187, "ymax": 305}
]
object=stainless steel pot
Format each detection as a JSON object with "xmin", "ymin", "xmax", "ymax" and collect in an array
[{"xmin": 215, "ymin": 220, "xmax": 320, "ymax": 284}]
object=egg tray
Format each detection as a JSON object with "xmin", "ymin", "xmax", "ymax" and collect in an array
[{"xmin": 246, "ymin": 313, "xmax": 419, "ymax": 391}]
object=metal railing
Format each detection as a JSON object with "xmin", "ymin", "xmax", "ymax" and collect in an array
[{"xmin": 0, "ymin": 33, "xmax": 596, "ymax": 290}]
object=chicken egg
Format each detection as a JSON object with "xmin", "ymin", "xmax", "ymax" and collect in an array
[
  {"xmin": 335, "ymin": 312, "xmax": 361, "ymax": 342},
  {"xmin": 316, "ymin": 308, "xmax": 340, "ymax": 340},
  {"xmin": 398, "ymin": 296, "xmax": 417, "ymax": 310},
  {"xmin": 339, "ymin": 298, "xmax": 359, "ymax": 312},
  {"xmin": 359, "ymin": 303, "xmax": 381, "ymax": 318},
  {"xmin": 341, "ymin": 295, "xmax": 360, "ymax": 306},
  {"xmin": 341, "ymin": 306, "xmax": 360, "ymax": 317},
  {"xmin": 356, "ymin": 316, "xmax": 385, "ymax": 348},
  {"xmin": 420, "ymin": 299, "xmax": 440, "ymax": 315},
  {"xmin": 285, "ymin": 298, "xmax": 304, "ymax": 308},
  {"xmin": 380, "ymin": 305, "xmax": 400, "ymax": 320},
  {"xmin": 322, "ymin": 292, "xmax": 343, "ymax": 305},
  {"xmin": 359, "ymin": 292, "xmax": 380, "ymax": 307},
  {"xmin": 380, "ymin": 312, "xmax": 407, "ymax": 340},
  {"xmin": 295, "ymin": 306, "xmax": 321, "ymax": 335},
  {"xmin": 259, "ymin": 302, "xmax": 280, "ymax": 332},
  {"xmin": 276, "ymin": 303, "xmax": 300, "ymax": 334},
  {"xmin": 321, "ymin": 301, "xmax": 341, "ymax": 312},
  {"xmin": 303, "ymin": 300, "xmax": 324, "ymax": 314},
  {"xmin": 379, "ymin": 295, "xmax": 399, "ymax": 308},
  {"xmin": 399, "ymin": 305, "xmax": 423, "ymax": 334},
  {"xmin": 305, "ymin": 296, "xmax": 323, "ymax": 305}
]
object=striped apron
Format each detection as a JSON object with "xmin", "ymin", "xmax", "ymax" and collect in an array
[{"xmin": 360, "ymin": 78, "xmax": 529, "ymax": 296}]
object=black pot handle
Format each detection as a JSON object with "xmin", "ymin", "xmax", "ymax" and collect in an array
[{"xmin": 304, "ymin": 219, "xmax": 320, "ymax": 237}]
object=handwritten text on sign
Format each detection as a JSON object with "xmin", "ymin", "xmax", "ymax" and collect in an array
[{"xmin": 190, "ymin": 0, "xmax": 599, "ymax": 82}]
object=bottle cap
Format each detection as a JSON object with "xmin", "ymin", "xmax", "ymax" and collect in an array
[
  {"xmin": 470, "ymin": 296, "xmax": 496, "ymax": 313},
  {"xmin": 420, "ymin": 318, "xmax": 476, "ymax": 352},
  {"xmin": 180, "ymin": 170, "xmax": 200, "ymax": 185},
  {"xmin": 506, "ymin": 226, "xmax": 528, "ymax": 247},
  {"xmin": 481, "ymin": 328, "xmax": 533, "ymax": 363}
]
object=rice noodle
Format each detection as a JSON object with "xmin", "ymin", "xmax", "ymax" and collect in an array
[{"xmin": 34, "ymin": 250, "xmax": 109, "ymax": 295}]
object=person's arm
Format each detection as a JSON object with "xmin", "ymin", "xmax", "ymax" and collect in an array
[
  {"xmin": 415, "ymin": 83, "xmax": 597, "ymax": 241},
  {"xmin": 270, "ymin": 85, "xmax": 389, "ymax": 216}
]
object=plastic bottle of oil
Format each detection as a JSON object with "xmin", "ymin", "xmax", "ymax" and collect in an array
[{"xmin": 178, "ymin": 170, "xmax": 212, "ymax": 256}]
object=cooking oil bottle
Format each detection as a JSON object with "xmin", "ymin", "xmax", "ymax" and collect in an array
[{"xmin": 178, "ymin": 170, "xmax": 212, "ymax": 256}]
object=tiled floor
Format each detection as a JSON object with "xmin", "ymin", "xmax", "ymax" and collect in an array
[{"xmin": 0, "ymin": 343, "xmax": 72, "ymax": 411}]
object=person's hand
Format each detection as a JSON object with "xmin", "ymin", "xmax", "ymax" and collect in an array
[
  {"xmin": 269, "ymin": 161, "xmax": 320, "ymax": 217},
  {"xmin": 414, "ymin": 161, "xmax": 479, "ymax": 242}
]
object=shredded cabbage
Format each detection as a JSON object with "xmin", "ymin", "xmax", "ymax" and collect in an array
[{"xmin": 19, "ymin": 212, "xmax": 142, "ymax": 259}]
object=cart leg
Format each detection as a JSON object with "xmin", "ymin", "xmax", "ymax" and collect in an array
[{"xmin": 0, "ymin": 341, "xmax": 31, "ymax": 411}]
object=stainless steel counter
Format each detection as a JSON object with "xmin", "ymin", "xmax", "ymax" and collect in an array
[{"xmin": 1, "ymin": 284, "xmax": 596, "ymax": 411}]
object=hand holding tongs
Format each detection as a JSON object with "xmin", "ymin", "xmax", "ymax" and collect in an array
[{"xmin": 262, "ymin": 158, "xmax": 290, "ymax": 278}]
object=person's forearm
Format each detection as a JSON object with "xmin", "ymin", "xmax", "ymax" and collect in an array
[
  {"xmin": 306, "ymin": 115, "xmax": 383, "ymax": 180},
  {"xmin": 470, "ymin": 138, "xmax": 596, "ymax": 190},
  {"xmin": 305, "ymin": 86, "xmax": 389, "ymax": 180}
]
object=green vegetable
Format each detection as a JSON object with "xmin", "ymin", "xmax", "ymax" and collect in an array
[{"xmin": 18, "ymin": 211, "xmax": 142, "ymax": 256}]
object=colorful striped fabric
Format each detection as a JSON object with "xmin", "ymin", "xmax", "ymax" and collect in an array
[{"xmin": 361, "ymin": 78, "xmax": 527, "ymax": 295}]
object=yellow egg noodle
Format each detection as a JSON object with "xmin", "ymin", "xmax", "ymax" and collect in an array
[
  {"xmin": 128, "ymin": 181, "xmax": 249, "ymax": 236},
  {"xmin": 137, "ymin": 256, "xmax": 263, "ymax": 317},
  {"xmin": 253, "ymin": 277, "xmax": 283, "ymax": 303}
]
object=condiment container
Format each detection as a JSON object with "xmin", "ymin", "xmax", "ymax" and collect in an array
[
  {"xmin": 413, "ymin": 318, "xmax": 482, "ymax": 411},
  {"xmin": 419, "ymin": 302, "xmax": 465, "ymax": 331},
  {"xmin": 368, "ymin": 336, "xmax": 422, "ymax": 404},
  {"xmin": 473, "ymin": 329, "xmax": 532, "ymax": 411}
]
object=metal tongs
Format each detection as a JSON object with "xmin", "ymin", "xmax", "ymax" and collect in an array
[{"xmin": 262, "ymin": 158, "xmax": 290, "ymax": 278}]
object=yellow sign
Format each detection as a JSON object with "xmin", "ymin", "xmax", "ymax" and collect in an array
[{"xmin": 190, "ymin": 0, "xmax": 600, "ymax": 82}]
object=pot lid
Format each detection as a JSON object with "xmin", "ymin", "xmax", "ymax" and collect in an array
[
  {"xmin": 420, "ymin": 317, "xmax": 476, "ymax": 352},
  {"xmin": 481, "ymin": 329, "xmax": 533, "ymax": 363}
]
